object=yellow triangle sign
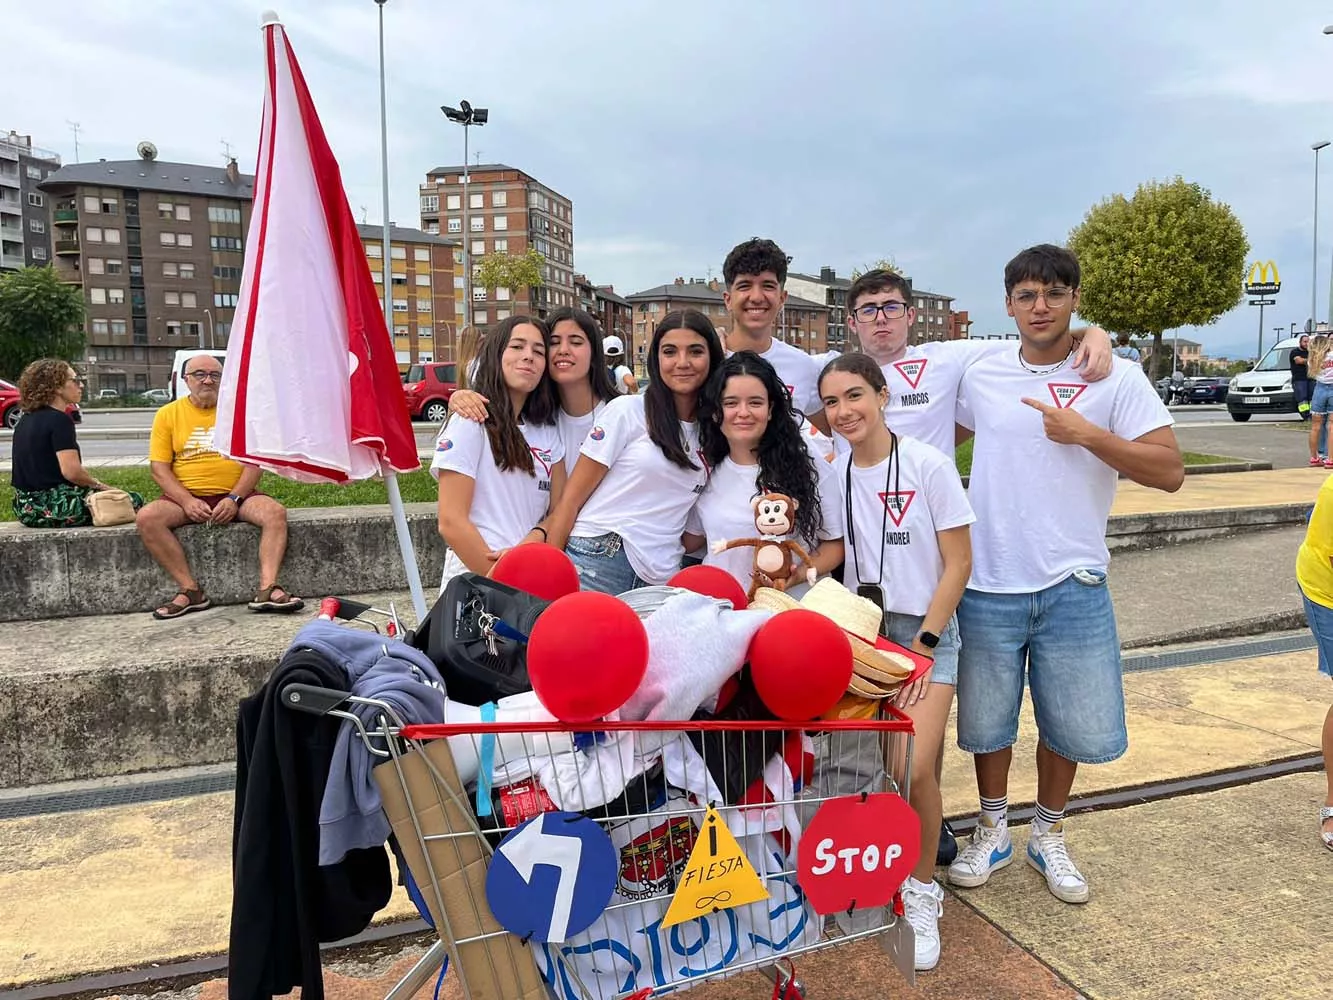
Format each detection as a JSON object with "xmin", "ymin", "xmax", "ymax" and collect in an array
[{"xmin": 661, "ymin": 804, "xmax": 770, "ymax": 928}]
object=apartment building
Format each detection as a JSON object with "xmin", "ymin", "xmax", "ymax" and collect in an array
[
  {"xmin": 911, "ymin": 288, "xmax": 955, "ymax": 343},
  {"xmin": 786, "ymin": 267, "xmax": 850, "ymax": 352},
  {"xmin": 419, "ymin": 163, "xmax": 573, "ymax": 326},
  {"xmin": 947, "ymin": 309, "xmax": 972, "ymax": 341},
  {"xmin": 1, "ymin": 131, "xmax": 62, "ymax": 271},
  {"xmin": 573, "ymin": 273, "xmax": 634, "ymax": 356},
  {"xmin": 357, "ymin": 223, "xmax": 459, "ymax": 367},
  {"xmin": 625, "ymin": 278, "xmax": 829, "ymax": 362},
  {"xmin": 39, "ymin": 148, "xmax": 254, "ymax": 394}
]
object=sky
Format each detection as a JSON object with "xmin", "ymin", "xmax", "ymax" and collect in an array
[{"xmin": 8, "ymin": 0, "xmax": 1333, "ymax": 360}]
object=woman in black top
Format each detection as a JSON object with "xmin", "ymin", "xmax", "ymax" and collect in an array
[{"xmin": 9, "ymin": 358, "xmax": 141, "ymax": 527}]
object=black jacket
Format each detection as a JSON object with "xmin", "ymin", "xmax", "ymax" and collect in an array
[{"xmin": 229, "ymin": 649, "xmax": 392, "ymax": 1000}]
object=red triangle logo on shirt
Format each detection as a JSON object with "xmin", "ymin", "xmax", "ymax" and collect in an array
[
  {"xmin": 877, "ymin": 490, "xmax": 916, "ymax": 527},
  {"xmin": 893, "ymin": 358, "xmax": 927, "ymax": 389},
  {"xmin": 1047, "ymin": 383, "xmax": 1087, "ymax": 409},
  {"xmin": 529, "ymin": 446, "xmax": 552, "ymax": 477}
]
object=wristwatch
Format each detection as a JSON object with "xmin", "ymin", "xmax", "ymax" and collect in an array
[
  {"xmin": 918, "ymin": 630, "xmax": 940, "ymax": 649},
  {"xmin": 227, "ymin": 493, "xmax": 243, "ymax": 504}
]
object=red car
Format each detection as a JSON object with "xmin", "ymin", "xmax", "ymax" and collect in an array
[
  {"xmin": 1, "ymin": 378, "xmax": 82, "ymax": 429},
  {"xmin": 401, "ymin": 362, "xmax": 457, "ymax": 423}
]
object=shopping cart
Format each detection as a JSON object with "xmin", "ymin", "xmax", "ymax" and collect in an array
[{"xmin": 283, "ymin": 604, "xmax": 920, "ymax": 999}]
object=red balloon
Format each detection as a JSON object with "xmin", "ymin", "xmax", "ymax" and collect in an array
[
  {"xmin": 747, "ymin": 610, "xmax": 852, "ymax": 721},
  {"xmin": 491, "ymin": 543, "xmax": 580, "ymax": 601},
  {"xmin": 668, "ymin": 565, "xmax": 749, "ymax": 610},
  {"xmin": 527, "ymin": 592, "xmax": 649, "ymax": 723}
]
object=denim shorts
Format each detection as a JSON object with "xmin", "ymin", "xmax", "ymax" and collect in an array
[
  {"xmin": 1302, "ymin": 591, "xmax": 1333, "ymax": 678},
  {"xmin": 956, "ymin": 569, "xmax": 1127, "ymax": 764},
  {"xmin": 882, "ymin": 611, "xmax": 960, "ymax": 687},
  {"xmin": 565, "ymin": 532, "xmax": 648, "ymax": 596},
  {"xmin": 1312, "ymin": 382, "xmax": 1333, "ymax": 415}
]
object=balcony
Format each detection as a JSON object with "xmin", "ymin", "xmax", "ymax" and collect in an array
[
  {"xmin": 0, "ymin": 224, "xmax": 19, "ymax": 241},
  {"xmin": 54, "ymin": 209, "xmax": 79, "ymax": 224},
  {"xmin": 54, "ymin": 238, "xmax": 81, "ymax": 256},
  {"xmin": 1, "ymin": 253, "xmax": 24, "ymax": 270},
  {"xmin": 0, "ymin": 171, "xmax": 18, "ymax": 190}
]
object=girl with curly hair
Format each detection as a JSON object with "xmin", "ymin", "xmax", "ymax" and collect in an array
[
  {"xmin": 9, "ymin": 358, "xmax": 143, "ymax": 527},
  {"xmin": 683, "ymin": 351, "xmax": 844, "ymax": 596}
]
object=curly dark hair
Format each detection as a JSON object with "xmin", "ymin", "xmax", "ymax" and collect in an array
[
  {"xmin": 18, "ymin": 358, "xmax": 76, "ymax": 412},
  {"xmin": 699, "ymin": 351, "xmax": 823, "ymax": 544},
  {"xmin": 465, "ymin": 315, "xmax": 557, "ymax": 474},
  {"xmin": 723, "ymin": 237, "xmax": 789, "ymax": 287}
]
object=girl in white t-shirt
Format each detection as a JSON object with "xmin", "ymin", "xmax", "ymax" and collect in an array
[
  {"xmin": 448, "ymin": 307, "xmax": 621, "ymax": 476},
  {"xmin": 541, "ymin": 310, "xmax": 725, "ymax": 594},
  {"xmin": 432, "ymin": 316, "xmax": 565, "ymax": 588},
  {"xmin": 683, "ymin": 350, "xmax": 844, "ymax": 598},
  {"xmin": 820, "ymin": 352, "xmax": 974, "ymax": 973}
]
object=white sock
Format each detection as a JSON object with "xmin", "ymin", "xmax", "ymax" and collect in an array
[
  {"xmin": 979, "ymin": 795, "xmax": 1007, "ymax": 826},
  {"xmin": 1032, "ymin": 801, "xmax": 1065, "ymax": 836}
]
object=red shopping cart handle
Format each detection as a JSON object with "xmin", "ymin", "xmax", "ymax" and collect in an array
[{"xmin": 876, "ymin": 637, "xmax": 935, "ymax": 686}]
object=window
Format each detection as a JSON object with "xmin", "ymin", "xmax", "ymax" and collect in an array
[
  {"xmin": 454, "ymin": 276, "xmax": 465, "ymax": 289},
  {"xmin": 26, "ymin": 165, "xmax": 42, "ymax": 180},
  {"xmin": 493, "ymin": 215, "xmax": 508, "ymax": 231},
  {"xmin": 86, "ymin": 227, "xmax": 103, "ymax": 242},
  {"xmin": 366, "ymin": 244, "xmax": 382, "ymax": 257},
  {"xmin": 391, "ymin": 246, "xmax": 406, "ymax": 259},
  {"xmin": 421, "ymin": 194, "xmax": 438, "ymax": 212},
  {"xmin": 108, "ymin": 288, "xmax": 125, "ymax": 304},
  {"xmin": 208, "ymin": 206, "xmax": 242, "ymax": 224},
  {"xmin": 178, "ymin": 233, "xmax": 193, "ymax": 248},
  {"xmin": 210, "ymin": 236, "xmax": 243, "ymax": 251},
  {"xmin": 494, "ymin": 238, "xmax": 508, "ymax": 253},
  {"xmin": 91, "ymin": 318, "xmax": 109, "ymax": 334},
  {"xmin": 110, "ymin": 319, "xmax": 127, "ymax": 335},
  {"xmin": 417, "ymin": 298, "xmax": 431, "ymax": 312},
  {"xmin": 446, "ymin": 218, "xmax": 462, "ymax": 233},
  {"xmin": 649, "ymin": 302, "xmax": 660, "ymax": 314},
  {"xmin": 165, "ymin": 291, "xmax": 180, "ymax": 306},
  {"xmin": 469, "ymin": 193, "xmax": 483, "ymax": 209},
  {"xmin": 31, "ymin": 247, "xmax": 46, "ymax": 260},
  {"xmin": 392, "ymin": 299, "xmax": 408, "ymax": 312},
  {"xmin": 496, "ymin": 309, "xmax": 510, "ymax": 321},
  {"xmin": 472, "ymin": 288, "xmax": 487, "ymax": 301},
  {"xmin": 179, "ymin": 262, "xmax": 194, "ymax": 279},
  {"xmin": 453, "ymin": 249, "xmax": 463, "ymax": 265},
  {"xmin": 175, "ymin": 204, "xmax": 190, "ymax": 221},
  {"xmin": 184, "ymin": 321, "xmax": 201, "ymax": 339},
  {"xmin": 424, "ymin": 222, "xmax": 439, "ymax": 234},
  {"xmin": 166, "ymin": 321, "xmax": 182, "ymax": 337},
  {"xmin": 84, "ymin": 195, "xmax": 100, "ymax": 213},
  {"xmin": 496, "ymin": 287, "xmax": 510, "ymax": 302},
  {"xmin": 393, "ymin": 325, "xmax": 409, "ymax": 338},
  {"xmin": 471, "ymin": 239, "xmax": 484, "ymax": 256},
  {"xmin": 474, "ymin": 309, "xmax": 488, "ymax": 325},
  {"xmin": 27, "ymin": 192, "xmax": 42, "ymax": 207},
  {"xmin": 414, "ymin": 248, "xmax": 430, "ymax": 262},
  {"xmin": 101, "ymin": 198, "xmax": 118, "ymax": 215},
  {"xmin": 212, "ymin": 265, "xmax": 240, "ymax": 281},
  {"xmin": 130, "ymin": 262, "xmax": 142, "ymax": 277},
  {"xmin": 158, "ymin": 202, "xmax": 174, "ymax": 218},
  {"xmin": 160, "ymin": 232, "xmax": 177, "ymax": 246},
  {"xmin": 163, "ymin": 261, "xmax": 178, "ymax": 277},
  {"xmin": 104, "ymin": 228, "xmax": 120, "ymax": 244},
  {"xmin": 214, "ymin": 293, "xmax": 239, "ymax": 308},
  {"xmin": 470, "ymin": 217, "xmax": 483, "ymax": 232},
  {"xmin": 492, "ymin": 191, "xmax": 507, "ymax": 208},
  {"xmin": 181, "ymin": 292, "xmax": 197, "ymax": 308},
  {"xmin": 90, "ymin": 288, "xmax": 107, "ymax": 305},
  {"xmin": 372, "ymin": 271, "xmax": 383, "ymax": 284},
  {"xmin": 415, "ymin": 274, "xmax": 431, "ymax": 286},
  {"xmin": 391, "ymin": 274, "xmax": 407, "ymax": 286},
  {"xmin": 446, "ymin": 194, "xmax": 461, "ymax": 210},
  {"xmin": 418, "ymin": 324, "xmax": 432, "ymax": 339},
  {"xmin": 88, "ymin": 258, "xmax": 105, "ymax": 275},
  {"xmin": 29, "ymin": 218, "xmax": 44, "ymax": 234}
]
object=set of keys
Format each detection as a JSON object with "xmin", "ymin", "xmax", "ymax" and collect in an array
[{"xmin": 477, "ymin": 610, "xmax": 528, "ymax": 657}]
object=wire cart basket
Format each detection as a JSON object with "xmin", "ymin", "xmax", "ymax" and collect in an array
[{"xmin": 285, "ymin": 678, "xmax": 920, "ymax": 1000}]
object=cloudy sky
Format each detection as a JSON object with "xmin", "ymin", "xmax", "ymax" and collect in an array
[{"xmin": 9, "ymin": 0, "xmax": 1333, "ymax": 358}]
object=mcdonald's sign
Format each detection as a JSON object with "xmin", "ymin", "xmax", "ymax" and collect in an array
[{"xmin": 1244, "ymin": 260, "xmax": 1281, "ymax": 296}]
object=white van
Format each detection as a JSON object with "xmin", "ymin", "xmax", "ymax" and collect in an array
[
  {"xmin": 1225, "ymin": 337, "xmax": 1302, "ymax": 421},
  {"xmin": 168, "ymin": 349, "xmax": 228, "ymax": 401}
]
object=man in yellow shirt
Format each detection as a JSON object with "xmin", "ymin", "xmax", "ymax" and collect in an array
[
  {"xmin": 135, "ymin": 354, "xmax": 302, "ymax": 619},
  {"xmin": 1296, "ymin": 473, "xmax": 1333, "ymax": 850}
]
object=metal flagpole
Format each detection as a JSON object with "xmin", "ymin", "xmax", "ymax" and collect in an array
[{"xmin": 375, "ymin": 0, "xmax": 429, "ymax": 623}]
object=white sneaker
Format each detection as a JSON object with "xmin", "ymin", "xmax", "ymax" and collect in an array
[
  {"xmin": 1026, "ymin": 821, "xmax": 1090, "ymax": 903},
  {"xmin": 900, "ymin": 878, "xmax": 944, "ymax": 971},
  {"xmin": 947, "ymin": 815, "xmax": 1013, "ymax": 888}
]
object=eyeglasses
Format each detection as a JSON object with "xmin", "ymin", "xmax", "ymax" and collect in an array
[
  {"xmin": 67, "ymin": 375, "xmax": 87, "ymax": 386},
  {"xmin": 186, "ymin": 371, "xmax": 222, "ymax": 383},
  {"xmin": 852, "ymin": 301, "xmax": 910, "ymax": 323},
  {"xmin": 1010, "ymin": 287, "xmax": 1073, "ymax": 310}
]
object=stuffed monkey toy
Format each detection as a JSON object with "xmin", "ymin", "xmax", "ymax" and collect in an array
[{"xmin": 711, "ymin": 492, "xmax": 817, "ymax": 601}]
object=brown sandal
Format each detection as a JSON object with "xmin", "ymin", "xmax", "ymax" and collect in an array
[
  {"xmin": 153, "ymin": 588, "xmax": 211, "ymax": 620},
  {"xmin": 249, "ymin": 583, "xmax": 304, "ymax": 614}
]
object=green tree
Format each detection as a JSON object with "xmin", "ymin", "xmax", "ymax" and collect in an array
[
  {"xmin": 1068, "ymin": 177, "xmax": 1248, "ymax": 381},
  {"xmin": 474, "ymin": 247, "xmax": 546, "ymax": 317},
  {"xmin": 0, "ymin": 266, "xmax": 86, "ymax": 379},
  {"xmin": 849, "ymin": 256, "xmax": 904, "ymax": 281}
]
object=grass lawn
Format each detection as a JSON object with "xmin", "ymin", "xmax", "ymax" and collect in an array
[{"xmin": 0, "ymin": 448, "xmax": 1243, "ymax": 523}]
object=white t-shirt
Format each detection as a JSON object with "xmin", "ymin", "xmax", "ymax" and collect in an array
[
  {"xmin": 572, "ymin": 395, "xmax": 708, "ymax": 584},
  {"xmin": 611, "ymin": 364, "xmax": 634, "ymax": 393},
  {"xmin": 430, "ymin": 416, "xmax": 565, "ymax": 553},
  {"xmin": 1316, "ymin": 352, "xmax": 1333, "ymax": 385},
  {"xmin": 735, "ymin": 337, "xmax": 822, "ymax": 417},
  {"xmin": 685, "ymin": 456, "xmax": 844, "ymax": 595},
  {"xmin": 957, "ymin": 353, "xmax": 1173, "ymax": 593},
  {"xmin": 556, "ymin": 404, "xmax": 610, "ymax": 477},
  {"xmin": 835, "ymin": 437, "xmax": 975, "ymax": 617}
]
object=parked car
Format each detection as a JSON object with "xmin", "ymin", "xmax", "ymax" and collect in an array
[
  {"xmin": 1227, "ymin": 337, "xmax": 1300, "ymax": 421},
  {"xmin": 402, "ymin": 362, "xmax": 457, "ymax": 423},
  {"xmin": 168, "ymin": 349, "xmax": 228, "ymax": 400},
  {"xmin": 141, "ymin": 388, "xmax": 171, "ymax": 405},
  {"xmin": 1, "ymin": 378, "xmax": 82, "ymax": 428},
  {"xmin": 95, "ymin": 388, "xmax": 120, "ymax": 400},
  {"xmin": 1185, "ymin": 376, "xmax": 1229, "ymax": 404}
]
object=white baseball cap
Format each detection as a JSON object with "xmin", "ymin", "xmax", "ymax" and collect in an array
[{"xmin": 604, "ymin": 335, "xmax": 625, "ymax": 356}]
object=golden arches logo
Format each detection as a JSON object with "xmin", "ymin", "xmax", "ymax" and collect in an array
[{"xmin": 1244, "ymin": 260, "xmax": 1281, "ymax": 295}]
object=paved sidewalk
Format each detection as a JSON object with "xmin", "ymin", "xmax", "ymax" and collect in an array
[{"xmin": 1110, "ymin": 466, "xmax": 1325, "ymax": 515}]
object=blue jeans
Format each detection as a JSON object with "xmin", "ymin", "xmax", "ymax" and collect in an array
[
  {"xmin": 956, "ymin": 570, "xmax": 1127, "ymax": 764},
  {"xmin": 1312, "ymin": 382, "xmax": 1333, "ymax": 415},
  {"xmin": 882, "ymin": 611, "xmax": 960, "ymax": 686},
  {"xmin": 1302, "ymin": 591, "xmax": 1333, "ymax": 678},
  {"xmin": 565, "ymin": 532, "xmax": 648, "ymax": 596}
]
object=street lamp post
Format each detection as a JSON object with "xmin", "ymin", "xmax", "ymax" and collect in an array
[
  {"xmin": 375, "ymin": 0, "xmax": 393, "ymax": 335},
  {"xmin": 202, "ymin": 308, "xmax": 215, "ymax": 349},
  {"xmin": 1314, "ymin": 141, "xmax": 1330, "ymax": 333},
  {"xmin": 441, "ymin": 100, "xmax": 487, "ymax": 331},
  {"xmin": 1325, "ymin": 28, "xmax": 1333, "ymax": 326}
]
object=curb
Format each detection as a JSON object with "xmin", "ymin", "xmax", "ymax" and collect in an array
[{"xmin": 1120, "ymin": 610, "xmax": 1310, "ymax": 650}]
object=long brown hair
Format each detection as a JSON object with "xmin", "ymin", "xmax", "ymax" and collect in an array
[
  {"xmin": 465, "ymin": 316, "xmax": 557, "ymax": 473},
  {"xmin": 456, "ymin": 325, "xmax": 483, "ymax": 389},
  {"xmin": 644, "ymin": 310, "xmax": 724, "ymax": 470}
]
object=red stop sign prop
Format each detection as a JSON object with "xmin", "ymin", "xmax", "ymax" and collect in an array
[{"xmin": 797, "ymin": 793, "xmax": 921, "ymax": 915}]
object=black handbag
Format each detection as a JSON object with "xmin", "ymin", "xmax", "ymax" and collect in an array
[{"xmin": 410, "ymin": 573, "xmax": 551, "ymax": 706}]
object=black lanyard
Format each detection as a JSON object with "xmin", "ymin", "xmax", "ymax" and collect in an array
[{"xmin": 844, "ymin": 431, "xmax": 899, "ymax": 587}]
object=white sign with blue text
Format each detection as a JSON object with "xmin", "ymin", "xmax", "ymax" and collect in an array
[{"xmin": 486, "ymin": 811, "xmax": 618, "ymax": 944}]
